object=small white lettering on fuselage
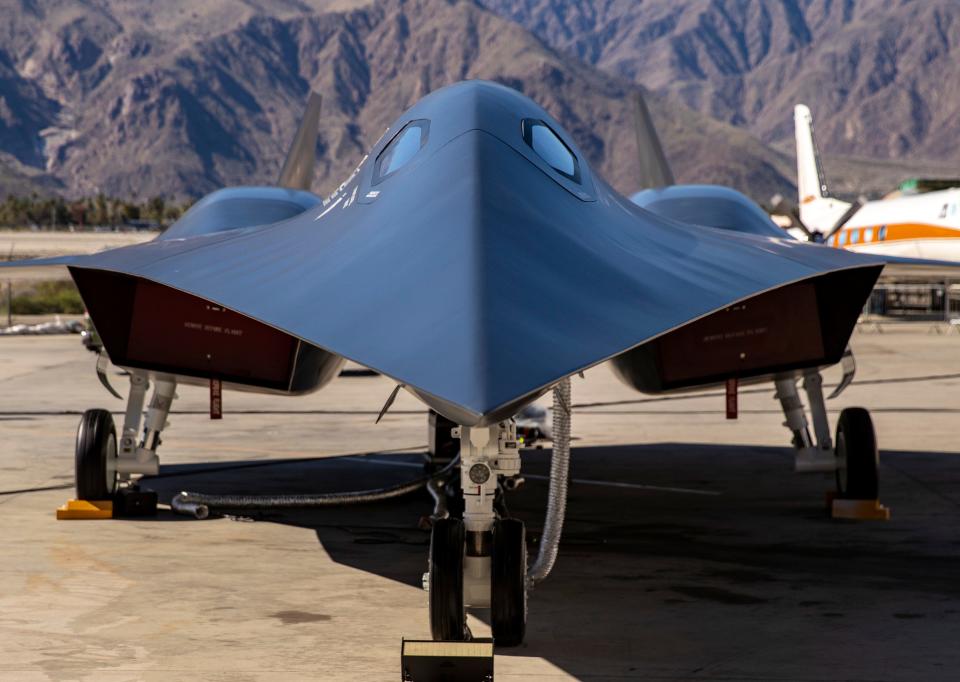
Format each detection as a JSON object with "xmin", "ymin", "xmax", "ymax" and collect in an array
[{"xmin": 183, "ymin": 321, "xmax": 244, "ymax": 337}]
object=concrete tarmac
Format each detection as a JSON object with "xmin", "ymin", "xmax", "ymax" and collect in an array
[{"xmin": 0, "ymin": 327, "xmax": 958, "ymax": 681}]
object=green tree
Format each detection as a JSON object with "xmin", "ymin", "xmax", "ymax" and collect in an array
[
  {"xmin": 146, "ymin": 196, "xmax": 166, "ymax": 224},
  {"xmin": 92, "ymin": 193, "xmax": 108, "ymax": 227}
]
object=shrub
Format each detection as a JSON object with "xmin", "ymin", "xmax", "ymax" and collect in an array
[{"xmin": 8, "ymin": 281, "xmax": 85, "ymax": 314}]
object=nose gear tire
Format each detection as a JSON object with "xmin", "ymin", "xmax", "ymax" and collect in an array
[
  {"xmin": 429, "ymin": 518, "xmax": 467, "ymax": 641},
  {"xmin": 491, "ymin": 518, "xmax": 527, "ymax": 647}
]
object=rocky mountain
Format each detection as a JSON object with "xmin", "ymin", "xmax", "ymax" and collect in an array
[
  {"xmin": 479, "ymin": 0, "xmax": 960, "ymax": 164},
  {"xmin": 0, "ymin": 0, "xmax": 953, "ymax": 201},
  {"xmin": 0, "ymin": 0, "xmax": 803, "ymax": 200},
  {"xmin": 0, "ymin": 155, "xmax": 62, "ymax": 196}
]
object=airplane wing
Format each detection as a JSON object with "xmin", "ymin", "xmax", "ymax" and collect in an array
[
  {"xmin": 873, "ymin": 254, "xmax": 960, "ymax": 280},
  {"xmin": 0, "ymin": 254, "xmax": 87, "ymax": 280},
  {"xmin": 0, "ymin": 81, "xmax": 886, "ymax": 425}
]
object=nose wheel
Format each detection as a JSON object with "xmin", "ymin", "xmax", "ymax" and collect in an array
[
  {"xmin": 835, "ymin": 407, "xmax": 879, "ymax": 499},
  {"xmin": 75, "ymin": 408, "xmax": 119, "ymax": 500},
  {"xmin": 427, "ymin": 421, "xmax": 530, "ymax": 646},
  {"xmin": 428, "ymin": 516, "xmax": 529, "ymax": 646},
  {"xmin": 429, "ymin": 518, "xmax": 467, "ymax": 641},
  {"xmin": 491, "ymin": 518, "xmax": 527, "ymax": 647}
]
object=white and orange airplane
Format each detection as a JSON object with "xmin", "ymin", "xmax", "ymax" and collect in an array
[{"xmin": 794, "ymin": 104, "xmax": 960, "ymax": 262}]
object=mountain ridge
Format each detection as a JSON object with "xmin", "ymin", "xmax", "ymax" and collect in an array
[
  {"xmin": 478, "ymin": 0, "xmax": 960, "ymax": 163},
  {"xmin": 0, "ymin": 0, "xmax": 953, "ymax": 203}
]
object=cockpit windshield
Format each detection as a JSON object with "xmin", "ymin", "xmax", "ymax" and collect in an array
[
  {"xmin": 522, "ymin": 119, "xmax": 580, "ymax": 182},
  {"xmin": 375, "ymin": 121, "xmax": 429, "ymax": 182}
]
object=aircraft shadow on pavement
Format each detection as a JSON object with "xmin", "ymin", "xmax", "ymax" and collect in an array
[{"xmin": 142, "ymin": 442, "xmax": 960, "ymax": 673}]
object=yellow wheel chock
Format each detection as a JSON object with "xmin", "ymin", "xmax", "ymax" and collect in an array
[{"xmin": 56, "ymin": 499, "xmax": 113, "ymax": 520}]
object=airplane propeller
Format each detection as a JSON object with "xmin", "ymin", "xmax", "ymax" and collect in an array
[
  {"xmin": 770, "ymin": 193, "xmax": 818, "ymax": 240},
  {"xmin": 769, "ymin": 193, "xmax": 865, "ymax": 244},
  {"xmin": 822, "ymin": 199, "xmax": 864, "ymax": 241}
]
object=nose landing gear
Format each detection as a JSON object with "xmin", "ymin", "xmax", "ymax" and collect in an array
[
  {"xmin": 490, "ymin": 517, "xmax": 527, "ymax": 647},
  {"xmin": 427, "ymin": 516, "xmax": 529, "ymax": 646},
  {"xmin": 425, "ymin": 421, "xmax": 529, "ymax": 647},
  {"xmin": 428, "ymin": 517, "xmax": 467, "ymax": 641}
]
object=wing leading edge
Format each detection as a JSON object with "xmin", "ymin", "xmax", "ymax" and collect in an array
[
  {"xmin": 0, "ymin": 82, "xmax": 887, "ymax": 424},
  {"xmin": 44, "ymin": 83, "xmax": 883, "ymax": 424}
]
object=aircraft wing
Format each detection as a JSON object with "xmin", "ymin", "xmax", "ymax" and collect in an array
[
  {"xmin": 0, "ymin": 82, "xmax": 886, "ymax": 425},
  {"xmin": 875, "ymin": 254, "xmax": 960, "ymax": 280},
  {"xmin": 0, "ymin": 254, "xmax": 86, "ymax": 281}
]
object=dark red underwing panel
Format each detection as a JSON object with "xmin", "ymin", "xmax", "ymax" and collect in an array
[
  {"xmin": 126, "ymin": 280, "xmax": 297, "ymax": 384},
  {"xmin": 609, "ymin": 267, "xmax": 880, "ymax": 395},
  {"xmin": 72, "ymin": 268, "xmax": 301, "ymax": 391},
  {"xmin": 659, "ymin": 282, "xmax": 825, "ymax": 384}
]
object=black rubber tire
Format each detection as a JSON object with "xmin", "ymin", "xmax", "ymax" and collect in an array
[
  {"xmin": 429, "ymin": 518, "xmax": 466, "ymax": 641},
  {"xmin": 835, "ymin": 407, "xmax": 879, "ymax": 500},
  {"xmin": 75, "ymin": 408, "xmax": 118, "ymax": 500},
  {"xmin": 491, "ymin": 518, "xmax": 527, "ymax": 647}
]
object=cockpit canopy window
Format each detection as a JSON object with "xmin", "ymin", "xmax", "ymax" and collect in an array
[
  {"xmin": 375, "ymin": 120, "xmax": 429, "ymax": 183},
  {"xmin": 522, "ymin": 119, "xmax": 580, "ymax": 183}
]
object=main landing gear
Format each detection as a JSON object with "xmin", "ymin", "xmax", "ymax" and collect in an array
[
  {"xmin": 774, "ymin": 367, "xmax": 880, "ymax": 503},
  {"xmin": 74, "ymin": 372, "xmax": 177, "ymax": 499},
  {"xmin": 834, "ymin": 407, "xmax": 879, "ymax": 500},
  {"xmin": 425, "ymin": 421, "xmax": 528, "ymax": 646},
  {"xmin": 75, "ymin": 408, "xmax": 118, "ymax": 500}
]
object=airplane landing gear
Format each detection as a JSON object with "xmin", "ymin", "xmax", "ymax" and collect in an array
[
  {"xmin": 775, "ymin": 370, "xmax": 835, "ymax": 472},
  {"xmin": 491, "ymin": 517, "xmax": 527, "ymax": 646},
  {"xmin": 74, "ymin": 372, "xmax": 177, "ymax": 499},
  {"xmin": 428, "ymin": 518, "xmax": 467, "ymax": 641},
  {"xmin": 427, "ymin": 516, "xmax": 528, "ymax": 646},
  {"xmin": 75, "ymin": 408, "xmax": 118, "ymax": 500},
  {"xmin": 834, "ymin": 407, "xmax": 879, "ymax": 500},
  {"xmin": 775, "ymin": 370, "xmax": 885, "ymax": 514},
  {"xmin": 425, "ymin": 420, "xmax": 527, "ymax": 646}
]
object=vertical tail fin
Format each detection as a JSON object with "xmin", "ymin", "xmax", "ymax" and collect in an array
[
  {"xmin": 632, "ymin": 90, "xmax": 675, "ymax": 190},
  {"xmin": 794, "ymin": 104, "xmax": 828, "ymax": 204},
  {"xmin": 794, "ymin": 104, "xmax": 850, "ymax": 232},
  {"xmin": 277, "ymin": 91, "xmax": 322, "ymax": 191}
]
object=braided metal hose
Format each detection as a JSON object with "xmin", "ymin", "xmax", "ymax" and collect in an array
[
  {"xmin": 527, "ymin": 376, "xmax": 571, "ymax": 586},
  {"xmin": 171, "ymin": 456, "xmax": 459, "ymax": 519}
]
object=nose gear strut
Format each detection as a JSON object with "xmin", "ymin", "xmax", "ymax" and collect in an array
[{"xmin": 425, "ymin": 376, "xmax": 573, "ymax": 647}]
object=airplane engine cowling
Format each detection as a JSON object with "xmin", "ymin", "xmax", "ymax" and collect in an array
[
  {"xmin": 161, "ymin": 187, "xmax": 320, "ymax": 240},
  {"xmin": 610, "ymin": 265, "xmax": 880, "ymax": 393},
  {"xmin": 71, "ymin": 267, "xmax": 343, "ymax": 395}
]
